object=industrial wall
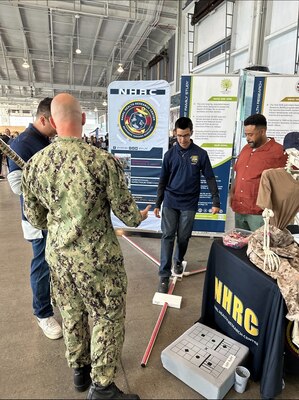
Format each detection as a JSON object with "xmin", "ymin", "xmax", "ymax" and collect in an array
[{"xmin": 169, "ymin": 0, "xmax": 299, "ymax": 97}]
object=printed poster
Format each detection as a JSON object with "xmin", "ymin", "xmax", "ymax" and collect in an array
[
  {"xmin": 236, "ymin": 73, "xmax": 299, "ymax": 152},
  {"xmin": 108, "ymin": 80, "xmax": 170, "ymax": 231},
  {"xmin": 180, "ymin": 75, "xmax": 239, "ymax": 233},
  {"xmin": 251, "ymin": 75, "xmax": 299, "ymax": 144}
]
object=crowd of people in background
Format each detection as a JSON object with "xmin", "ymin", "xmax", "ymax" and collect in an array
[
  {"xmin": 0, "ymin": 128, "xmax": 12, "ymax": 179},
  {"xmin": 0, "ymin": 128, "xmax": 109, "ymax": 180},
  {"xmin": 83, "ymin": 133, "xmax": 109, "ymax": 150}
]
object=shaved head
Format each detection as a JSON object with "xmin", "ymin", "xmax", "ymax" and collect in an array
[{"xmin": 50, "ymin": 93, "xmax": 85, "ymax": 138}]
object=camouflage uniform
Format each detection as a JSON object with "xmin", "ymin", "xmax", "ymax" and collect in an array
[
  {"xmin": 247, "ymin": 225, "xmax": 299, "ymax": 321},
  {"xmin": 21, "ymin": 137, "xmax": 142, "ymax": 387}
]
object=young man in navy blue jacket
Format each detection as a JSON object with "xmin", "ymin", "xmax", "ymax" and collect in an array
[
  {"xmin": 7, "ymin": 98, "xmax": 62, "ymax": 340},
  {"xmin": 154, "ymin": 117, "xmax": 220, "ymax": 293}
]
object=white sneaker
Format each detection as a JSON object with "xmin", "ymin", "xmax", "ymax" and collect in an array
[{"xmin": 37, "ymin": 316, "xmax": 63, "ymax": 340}]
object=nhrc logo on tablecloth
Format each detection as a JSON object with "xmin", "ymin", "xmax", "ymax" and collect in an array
[{"xmin": 118, "ymin": 100, "xmax": 157, "ymax": 141}]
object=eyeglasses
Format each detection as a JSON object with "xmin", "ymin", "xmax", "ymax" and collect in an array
[{"xmin": 177, "ymin": 134, "xmax": 191, "ymax": 138}]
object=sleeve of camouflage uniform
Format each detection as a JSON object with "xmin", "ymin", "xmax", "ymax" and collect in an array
[
  {"xmin": 106, "ymin": 155, "xmax": 142, "ymax": 227},
  {"xmin": 21, "ymin": 161, "xmax": 48, "ymax": 230}
]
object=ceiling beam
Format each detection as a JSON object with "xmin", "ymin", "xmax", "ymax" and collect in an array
[
  {"xmin": 49, "ymin": 8, "xmax": 55, "ymax": 69},
  {"xmin": 98, "ymin": 21, "xmax": 129, "ymax": 87},
  {"xmin": 68, "ymin": 15, "xmax": 77, "ymax": 87},
  {"xmin": 0, "ymin": 34, "xmax": 10, "ymax": 81},
  {"xmin": 48, "ymin": 9, "xmax": 54, "ymax": 97},
  {"xmin": 0, "ymin": 79, "xmax": 107, "ymax": 93},
  {"xmin": 14, "ymin": 0, "xmax": 177, "ymax": 26},
  {"xmin": 16, "ymin": 4, "xmax": 37, "ymax": 85},
  {"xmin": 4, "ymin": 50, "xmax": 136, "ymax": 68},
  {"xmin": 81, "ymin": 18, "xmax": 103, "ymax": 86}
]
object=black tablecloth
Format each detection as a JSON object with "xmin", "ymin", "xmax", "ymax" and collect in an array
[{"xmin": 200, "ymin": 239, "xmax": 285, "ymax": 399}]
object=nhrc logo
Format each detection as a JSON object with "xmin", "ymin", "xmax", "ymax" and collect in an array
[{"xmin": 119, "ymin": 100, "xmax": 157, "ymax": 140}]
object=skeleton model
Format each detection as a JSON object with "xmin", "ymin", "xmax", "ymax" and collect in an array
[
  {"xmin": 262, "ymin": 208, "xmax": 280, "ymax": 272},
  {"xmin": 261, "ymin": 144, "xmax": 299, "ymax": 272}
]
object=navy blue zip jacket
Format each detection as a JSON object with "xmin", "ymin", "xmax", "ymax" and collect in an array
[
  {"xmin": 155, "ymin": 140, "xmax": 220, "ymax": 211},
  {"xmin": 8, "ymin": 123, "xmax": 51, "ymax": 222}
]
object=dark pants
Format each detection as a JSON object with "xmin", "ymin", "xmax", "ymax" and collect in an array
[{"xmin": 159, "ymin": 207, "xmax": 196, "ymax": 277}]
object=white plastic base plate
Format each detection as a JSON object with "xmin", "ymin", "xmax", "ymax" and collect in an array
[
  {"xmin": 171, "ymin": 260, "xmax": 187, "ymax": 278},
  {"xmin": 152, "ymin": 292, "xmax": 182, "ymax": 309}
]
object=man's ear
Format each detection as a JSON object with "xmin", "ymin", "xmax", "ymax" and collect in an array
[
  {"xmin": 39, "ymin": 115, "xmax": 47, "ymax": 127},
  {"xmin": 82, "ymin": 112, "xmax": 86, "ymax": 126},
  {"xmin": 49, "ymin": 116, "xmax": 56, "ymax": 129},
  {"xmin": 260, "ymin": 128, "xmax": 267, "ymax": 137}
]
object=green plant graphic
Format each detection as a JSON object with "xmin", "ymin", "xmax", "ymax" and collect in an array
[{"xmin": 221, "ymin": 79, "xmax": 232, "ymax": 92}]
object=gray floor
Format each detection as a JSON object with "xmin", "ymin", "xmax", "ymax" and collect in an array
[{"xmin": 0, "ymin": 176, "xmax": 299, "ymax": 399}]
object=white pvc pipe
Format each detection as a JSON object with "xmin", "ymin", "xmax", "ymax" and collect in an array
[{"xmin": 121, "ymin": 234, "xmax": 160, "ymax": 266}]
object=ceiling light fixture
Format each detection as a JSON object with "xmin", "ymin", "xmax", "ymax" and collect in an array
[
  {"xmin": 22, "ymin": 58, "xmax": 30, "ymax": 69},
  {"xmin": 117, "ymin": 63, "xmax": 124, "ymax": 73},
  {"xmin": 22, "ymin": 36, "xmax": 30, "ymax": 69},
  {"xmin": 75, "ymin": 14, "xmax": 81, "ymax": 55},
  {"xmin": 102, "ymin": 99, "xmax": 108, "ymax": 107},
  {"xmin": 94, "ymin": 106, "xmax": 98, "ymax": 112},
  {"xmin": 117, "ymin": 40, "xmax": 124, "ymax": 73}
]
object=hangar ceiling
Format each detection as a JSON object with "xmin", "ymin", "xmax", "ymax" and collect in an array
[{"xmin": 0, "ymin": 0, "xmax": 178, "ymax": 113}]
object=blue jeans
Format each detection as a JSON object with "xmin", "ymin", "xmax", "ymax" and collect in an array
[
  {"xmin": 29, "ymin": 231, "xmax": 53, "ymax": 318},
  {"xmin": 159, "ymin": 207, "xmax": 196, "ymax": 277}
]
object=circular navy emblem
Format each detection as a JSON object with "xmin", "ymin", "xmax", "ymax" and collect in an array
[{"xmin": 119, "ymin": 100, "xmax": 157, "ymax": 140}]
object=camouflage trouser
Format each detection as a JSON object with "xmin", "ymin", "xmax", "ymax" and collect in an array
[
  {"xmin": 49, "ymin": 252, "xmax": 127, "ymax": 387},
  {"xmin": 247, "ymin": 225, "xmax": 299, "ymax": 321}
]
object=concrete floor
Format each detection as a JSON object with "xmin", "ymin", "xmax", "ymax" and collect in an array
[{"xmin": 0, "ymin": 176, "xmax": 299, "ymax": 399}]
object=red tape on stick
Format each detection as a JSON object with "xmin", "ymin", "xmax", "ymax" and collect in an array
[
  {"xmin": 183, "ymin": 268, "xmax": 206, "ymax": 276},
  {"xmin": 141, "ymin": 302, "xmax": 168, "ymax": 367},
  {"xmin": 120, "ymin": 234, "xmax": 203, "ymax": 366},
  {"xmin": 140, "ymin": 276, "xmax": 177, "ymax": 367}
]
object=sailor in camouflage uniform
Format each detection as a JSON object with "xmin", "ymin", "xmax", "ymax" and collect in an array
[{"xmin": 21, "ymin": 93, "xmax": 150, "ymax": 400}]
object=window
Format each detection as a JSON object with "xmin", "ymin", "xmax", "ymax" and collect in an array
[
  {"xmin": 191, "ymin": 0, "xmax": 224, "ymax": 25},
  {"xmin": 196, "ymin": 37, "xmax": 231, "ymax": 66}
]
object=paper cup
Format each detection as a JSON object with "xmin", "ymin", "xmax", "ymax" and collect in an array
[{"xmin": 234, "ymin": 366, "xmax": 250, "ymax": 393}]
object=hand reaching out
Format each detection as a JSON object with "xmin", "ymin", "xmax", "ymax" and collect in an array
[{"xmin": 140, "ymin": 205, "xmax": 151, "ymax": 221}]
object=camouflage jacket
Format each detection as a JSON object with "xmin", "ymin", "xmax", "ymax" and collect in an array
[
  {"xmin": 247, "ymin": 225, "xmax": 299, "ymax": 321},
  {"xmin": 21, "ymin": 137, "xmax": 142, "ymax": 262}
]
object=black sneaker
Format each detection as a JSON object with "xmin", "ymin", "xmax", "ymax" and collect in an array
[
  {"xmin": 74, "ymin": 364, "xmax": 92, "ymax": 392},
  {"xmin": 87, "ymin": 382, "xmax": 140, "ymax": 399},
  {"xmin": 173, "ymin": 262, "xmax": 183, "ymax": 275},
  {"xmin": 158, "ymin": 277, "xmax": 169, "ymax": 294},
  {"xmin": 0, "ymin": 175, "xmax": 5, "ymax": 180}
]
